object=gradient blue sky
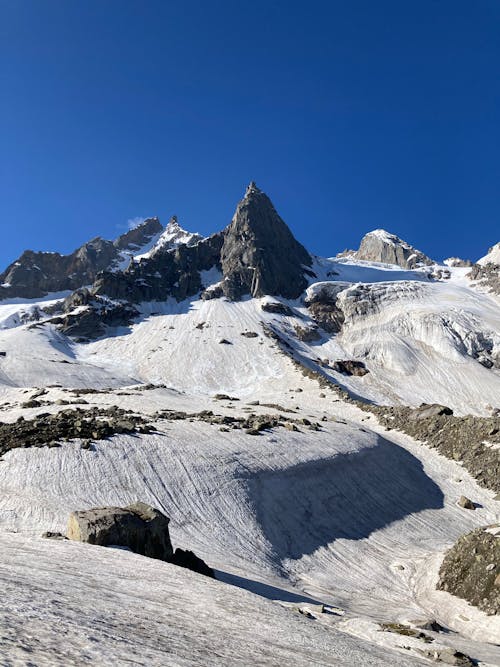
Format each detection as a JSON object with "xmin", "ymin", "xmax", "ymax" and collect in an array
[{"xmin": 1, "ymin": 0, "xmax": 499, "ymax": 269}]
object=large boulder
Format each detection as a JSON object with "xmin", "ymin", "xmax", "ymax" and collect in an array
[{"xmin": 67, "ymin": 502, "xmax": 173, "ymax": 561}]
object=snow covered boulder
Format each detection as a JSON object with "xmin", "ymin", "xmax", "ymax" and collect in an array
[{"xmin": 67, "ymin": 502, "xmax": 174, "ymax": 561}]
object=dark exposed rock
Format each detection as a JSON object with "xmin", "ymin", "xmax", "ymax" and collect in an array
[
  {"xmin": 42, "ymin": 531, "xmax": 68, "ymax": 540},
  {"xmin": 294, "ymin": 325, "xmax": 321, "ymax": 342},
  {"xmin": 304, "ymin": 285, "xmax": 346, "ymax": 334},
  {"xmin": 67, "ymin": 502, "xmax": 174, "ymax": 561},
  {"xmin": 51, "ymin": 295, "xmax": 139, "ymax": 340},
  {"xmin": 417, "ymin": 648, "xmax": 475, "ymax": 666},
  {"xmin": 0, "ymin": 219, "xmax": 162, "ymax": 301},
  {"xmin": 437, "ymin": 525, "xmax": 500, "ymax": 615},
  {"xmin": 379, "ymin": 623, "xmax": 433, "ymax": 643},
  {"xmin": 0, "ymin": 238, "xmax": 118, "ymax": 300},
  {"xmin": 92, "ymin": 233, "xmax": 224, "ymax": 304},
  {"xmin": 113, "ymin": 217, "xmax": 163, "ymax": 251},
  {"xmin": 170, "ymin": 548, "xmax": 215, "ymax": 578},
  {"xmin": 200, "ymin": 285, "xmax": 224, "ymax": 300},
  {"xmin": 261, "ymin": 301, "xmax": 295, "ymax": 316},
  {"xmin": 240, "ymin": 331, "xmax": 259, "ymax": 338},
  {"xmin": 213, "ymin": 394, "xmax": 239, "ymax": 401},
  {"xmin": 0, "ymin": 407, "xmax": 150, "ymax": 457},
  {"xmin": 331, "ymin": 360, "xmax": 369, "ymax": 377},
  {"xmin": 220, "ymin": 182, "xmax": 313, "ymax": 300},
  {"xmin": 468, "ymin": 263, "xmax": 500, "ymax": 295}
]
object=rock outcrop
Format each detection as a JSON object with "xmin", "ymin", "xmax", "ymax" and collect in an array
[
  {"xmin": 352, "ymin": 229, "xmax": 434, "ymax": 269},
  {"xmin": 468, "ymin": 262, "xmax": 500, "ymax": 295},
  {"xmin": 437, "ymin": 525, "xmax": 500, "ymax": 615},
  {"xmin": 220, "ymin": 182, "xmax": 313, "ymax": 299},
  {"xmin": 0, "ymin": 407, "xmax": 151, "ymax": 457}
]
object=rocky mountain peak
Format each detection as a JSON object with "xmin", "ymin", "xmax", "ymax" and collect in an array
[
  {"xmin": 352, "ymin": 228, "xmax": 434, "ymax": 269},
  {"xmin": 220, "ymin": 184, "xmax": 313, "ymax": 300},
  {"xmin": 142, "ymin": 216, "xmax": 203, "ymax": 259},
  {"xmin": 166, "ymin": 215, "xmax": 180, "ymax": 229}
]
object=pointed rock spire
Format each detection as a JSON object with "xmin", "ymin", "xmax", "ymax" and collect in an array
[
  {"xmin": 245, "ymin": 181, "xmax": 261, "ymax": 197},
  {"xmin": 220, "ymin": 183, "xmax": 313, "ymax": 299}
]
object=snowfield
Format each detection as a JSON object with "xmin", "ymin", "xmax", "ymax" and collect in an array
[{"xmin": 0, "ymin": 258, "xmax": 499, "ymax": 665}]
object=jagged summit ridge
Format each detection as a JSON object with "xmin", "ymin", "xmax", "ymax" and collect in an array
[{"xmin": 134, "ymin": 215, "xmax": 203, "ymax": 260}]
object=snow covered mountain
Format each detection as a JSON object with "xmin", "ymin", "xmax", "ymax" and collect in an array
[
  {"xmin": 346, "ymin": 228, "xmax": 435, "ymax": 269},
  {"xmin": 0, "ymin": 183, "xmax": 499, "ymax": 666},
  {"xmin": 478, "ymin": 242, "xmax": 500, "ymax": 266}
]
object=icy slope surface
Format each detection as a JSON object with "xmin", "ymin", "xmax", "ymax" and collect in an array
[
  {"xmin": 1, "ymin": 384, "xmax": 499, "ymax": 659},
  {"xmin": 1, "ymin": 533, "xmax": 417, "ymax": 667},
  {"xmin": 0, "ymin": 257, "xmax": 499, "ymax": 413}
]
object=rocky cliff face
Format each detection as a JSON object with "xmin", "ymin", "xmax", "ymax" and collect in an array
[
  {"xmin": 113, "ymin": 217, "xmax": 163, "ymax": 252},
  {"xmin": 0, "ymin": 217, "xmax": 163, "ymax": 300},
  {"xmin": 352, "ymin": 229, "xmax": 434, "ymax": 269},
  {"xmin": 220, "ymin": 182, "xmax": 313, "ymax": 299},
  {"xmin": 92, "ymin": 232, "xmax": 223, "ymax": 303}
]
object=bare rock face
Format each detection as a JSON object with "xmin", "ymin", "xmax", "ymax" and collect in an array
[
  {"xmin": 93, "ymin": 233, "xmax": 223, "ymax": 303},
  {"xmin": 220, "ymin": 182, "xmax": 313, "ymax": 299},
  {"xmin": 67, "ymin": 502, "xmax": 174, "ymax": 561},
  {"xmin": 468, "ymin": 262, "xmax": 500, "ymax": 295},
  {"xmin": 331, "ymin": 360, "xmax": 368, "ymax": 377},
  {"xmin": 437, "ymin": 525, "xmax": 500, "ymax": 615},
  {"xmin": 113, "ymin": 217, "xmax": 163, "ymax": 251},
  {"xmin": 0, "ymin": 218, "xmax": 163, "ymax": 300},
  {"xmin": 353, "ymin": 229, "xmax": 434, "ymax": 269}
]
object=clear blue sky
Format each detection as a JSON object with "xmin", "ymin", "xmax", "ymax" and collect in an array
[{"xmin": 1, "ymin": 0, "xmax": 499, "ymax": 269}]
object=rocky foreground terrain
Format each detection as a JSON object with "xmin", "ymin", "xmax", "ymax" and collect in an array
[{"xmin": 0, "ymin": 183, "xmax": 499, "ymax": 666}]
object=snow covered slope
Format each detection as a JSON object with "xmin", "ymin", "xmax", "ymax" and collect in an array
[
  {"xmin": 478, "ymin": 241, "xmax": 500, "ymax": 266},
  {"xmin": 0, "ymin": 256, "xmax": 499, "ymax": 414},
  {"xmin": 1, "ymin": 532, "xmax": 428, "ymax": 667},
  {"xmin": 1, "ymin": 381, "xmax": 499, "ymax": 664}
]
